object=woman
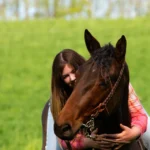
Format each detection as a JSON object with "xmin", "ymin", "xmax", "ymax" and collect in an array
[{"xmin": 41, "ymin": 49, "xmax": 150, "ymax": 150}]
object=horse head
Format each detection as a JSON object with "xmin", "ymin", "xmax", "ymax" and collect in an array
[{"xmin": 54, "ymin": 29, "xmax": 130, "ymax": 141}]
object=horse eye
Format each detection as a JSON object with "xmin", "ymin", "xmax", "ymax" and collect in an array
[
  {"xmin": 62, "ymin": 74, "xmax": 68, "ymax": 79},
  {"xmin": 99, "ymin": 81, "xmax": 107, "ymax": 87}
]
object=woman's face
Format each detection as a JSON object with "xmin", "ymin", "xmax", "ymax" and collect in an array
[{"xmin": 62, "ymin": 64, "xmax": 76, "ymax": 88}]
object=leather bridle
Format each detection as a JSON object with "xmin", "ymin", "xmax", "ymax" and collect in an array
[{"xmin": 82, "ymin": 62, "xmax": 125, "ymax": 135}]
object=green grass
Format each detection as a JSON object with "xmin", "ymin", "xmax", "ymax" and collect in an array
[{"xmin": 0, "ymin": 17, "xmax": 150, "ymax": 150}]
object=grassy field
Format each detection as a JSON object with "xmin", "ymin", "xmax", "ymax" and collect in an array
[{"xmin": 0, "ymin": 17, "xmax": 150, "ymax": 150}]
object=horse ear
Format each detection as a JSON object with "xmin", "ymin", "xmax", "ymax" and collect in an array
[
  {"xmin": 84, "ymin": 29, "xmax": 101, "ymax": 56},
  {"xmin": 115, "ymin": 35, "xmax": 127, "ymax": 63}
]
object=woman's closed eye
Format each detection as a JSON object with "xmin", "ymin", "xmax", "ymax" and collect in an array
[{"xmin": 62, "ymin": 74, "xmax": 69, "ymax": 79}]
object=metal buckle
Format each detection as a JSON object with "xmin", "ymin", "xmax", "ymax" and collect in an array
[{"xmin": 82, "ymin": 117, "xmax": 95, "ymax": 137}]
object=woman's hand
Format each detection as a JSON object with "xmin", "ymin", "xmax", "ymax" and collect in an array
[
  {"xmin": 104, "ymin": 124, "xmax": 141, "ymax": 142},
  {"xmin": 83, "ymin": 124, "xmax": 141, "ymax": 149},
  {"xmin": 83, "ymin": 129, "xmax": 115, "ymax": 149}
]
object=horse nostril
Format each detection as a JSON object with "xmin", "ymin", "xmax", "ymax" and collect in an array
[
  {"xmin": 62, "ymin": 124, "xmax": 71, "ymax": 132},
  {"xmin": 54, "ymin": 122, "xmax": 74, "ymax": 140}
]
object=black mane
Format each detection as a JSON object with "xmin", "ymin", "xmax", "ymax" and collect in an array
[
  {"xmin": 92, "ymin": 43, "xmax": 115, "ymax": 79},
  {"xmin": 93, "ymin": 43, "xmax": 114, "ymax": 65}
]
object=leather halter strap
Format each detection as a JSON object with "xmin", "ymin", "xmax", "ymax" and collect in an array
[{"xmin": 91, "ymin": 62, "xmax": 125, "ymax": 118}]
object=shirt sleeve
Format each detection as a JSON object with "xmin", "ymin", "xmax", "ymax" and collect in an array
[
  {"xmin": 128, "ymin": 83, "xmax": 148, "ymax": 134},
  {"xmin": 58, "ymin": 133, "xmax": 84, "ymax": 150}
]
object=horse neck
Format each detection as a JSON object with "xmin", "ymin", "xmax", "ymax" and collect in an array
[
  {"xmin": 119, "ymin": 82, "xmax": 131, "ymax": 127},
  {"xmin": 96, "ymin": 81, "xmax": 131, "ymax": 134}
]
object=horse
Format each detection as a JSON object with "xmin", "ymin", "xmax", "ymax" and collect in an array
[{"xmin": 54, "ymin": 29, "xmax": 146, "ymax": 150}]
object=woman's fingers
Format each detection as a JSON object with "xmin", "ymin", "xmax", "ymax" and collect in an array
[
  {"xmin": 120, "ymin": 123, "xmax": 130, "ymax": 130},
  {"xmin": 96, "ymin": 133, "xmax": 120, "ymax": 139},
  {"xmin": 91, "ymin": 128, "xmax": 98, "ymax": 134},
  {"xmin": 94, "ymin": 141, "xmax": 118, "ymax": 149}
]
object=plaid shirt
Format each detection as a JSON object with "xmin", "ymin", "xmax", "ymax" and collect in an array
[
  {"xmin": 128, "ymin": 83, "xmax": 147, "ymax": 134},
  {"xmin": 59, "ymin": 84, "xmax": 148, "ymax": 150},
  {"xmin": 58, "ymin": 133, "xmax": 84, "ymax": 150}
]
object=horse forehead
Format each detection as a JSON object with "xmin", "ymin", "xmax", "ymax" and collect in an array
[
  {"xmin": 80, "ymin": 68, "xmax": 99, "ymax": 82},
  {"xmin": 83, "ymin": 61, "xmax": 98, "ymax": 73},
  {"xmin": 109, "ymin": 60, "xmax": 120, "ymax": 75}
]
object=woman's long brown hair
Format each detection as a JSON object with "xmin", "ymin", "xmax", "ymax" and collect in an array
[{"xmin": 50, "ymin": 49, "xmax": 85, "ymax": 121}]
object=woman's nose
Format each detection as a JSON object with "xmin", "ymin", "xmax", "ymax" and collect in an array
[{"xmin": 70, "ymin": 74, "xmax": 76, "ymax": 81}]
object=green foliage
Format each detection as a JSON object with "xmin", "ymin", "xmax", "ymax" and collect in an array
[
  {"xmin": 55, "ymin": 0, "xmax": 91, "ymax": 18},
  {"xmin": 0, "ymin": 17, "xmax": 150, "ymax": 150}
]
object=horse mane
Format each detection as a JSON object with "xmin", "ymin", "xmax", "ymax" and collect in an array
[{"xmin": 92, "ymin": 43, "xmax": 115, "ymax": 80}]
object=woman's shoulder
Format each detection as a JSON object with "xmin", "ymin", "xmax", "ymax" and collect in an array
[{"xmin": 42, "ymin": 99, "xmax": 50, "ymax": 121}]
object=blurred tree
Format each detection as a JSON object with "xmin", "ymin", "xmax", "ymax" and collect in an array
[
  {"xmin": 147, "ymin": 0, "xmax": 150, "ymax": 16},
  {"xmin": 135, "ymin": 0, "xmax": 143, "ymax": 16},
  {"xmin": 118, "ymin": 0, "xmax": 125, "ymax": 17},
  {"xmin": 24, "ymin": 0, "xmax": 29, "ymax": 19},
  {"xmin": 34, "ymin": 0, "xmax": 41, "ymax": 17},
  {"xmin": 14, "ymin": 0, "xmax": 19, "ymax": 18},
  {"xmin": 53, "ymin": 0, "xmax": 58, "ymax": 17},
  {"xmin": 0, "ymin": 0, "xmax": 150, "ymax": 20},
  {"xmin": 43, "ymin": 0, "xmax": 51, "ymax": 17},
  {"xmin": 55, "ymin": 0, "xmax": 92, "ymax": 18},
  {"xmin": 0, "ymin": 0, "xmax": 5, "ymax": 19},
  {"xmin": 105, "ymin": 0, "xmax": 114, "ymax": 17}
]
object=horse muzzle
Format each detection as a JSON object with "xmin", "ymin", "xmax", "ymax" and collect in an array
[{"xmin": 54, "ymin": 122, "xmax": 74, "ymax": 140}]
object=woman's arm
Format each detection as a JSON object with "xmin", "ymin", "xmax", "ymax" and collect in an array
[
  {"xmin": 128, "ymin": 83, "xmax": 148, "ymax": 134},
  {"xmin": 104, "ymin": 83, "xmax": 148, "ymax": 142},
  {"xmin": 42, "ymin": 100, "xmax": 62, "ymax": 150}
]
